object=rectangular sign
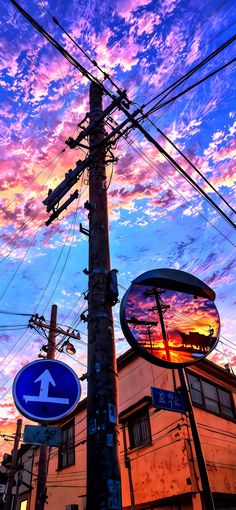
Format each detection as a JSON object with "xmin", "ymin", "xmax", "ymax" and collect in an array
[
  {"xmin": 23, "ymin": 425, "xmax": 61, "ymax": 446},
  {"xmin": 151, "ymin": 387, "xmax": 186, "ymax": 413}
]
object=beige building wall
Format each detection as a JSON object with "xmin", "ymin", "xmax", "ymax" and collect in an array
[{"xmin": 26, "ymin": 350, "xmax": 236, "ymax": 510}]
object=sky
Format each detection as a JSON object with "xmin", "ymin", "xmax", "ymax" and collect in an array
[{"xmin": 0, "ymin": 0, "xmax": 235, "ymax": 456}]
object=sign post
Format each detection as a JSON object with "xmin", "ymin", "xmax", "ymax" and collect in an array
[{"xmin": 120, "ymin": 268, "xmax": 220, "ymax": 510}]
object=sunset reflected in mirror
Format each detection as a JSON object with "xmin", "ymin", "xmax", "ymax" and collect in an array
[{"xmin": 123, "ymin": 284, "xmax": 220, "ymax": 365}]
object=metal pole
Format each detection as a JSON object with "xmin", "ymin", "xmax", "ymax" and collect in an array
[
  {"xmin": 122, "ymin": 427, "xmax": 135, "ymax": 510},
  {"xmin": 35, "ymin": 304, "xmax": 57, "ymax": 510},
  {"xmin": 178, "ymin": 367, "xmax": 215, "ymax": 510},
  {"xmin": 4, "ymin": 419, "xmax": 22, "ymax": 510},
  {"xmin": 86, "ymin": 82, "xmax": 121, "ymax": 510}
]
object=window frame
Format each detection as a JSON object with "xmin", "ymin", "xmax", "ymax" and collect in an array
[
  {"xmin": 58, "ymin": 419, "xmax": 75, "ymax": 470},
  {"xmin": 187, "ymin": 372, "xmax": 235, "ymax": 421},
  {"xmin": 126, "ymin": 405, "xmax": 152, "ymax": 451}
]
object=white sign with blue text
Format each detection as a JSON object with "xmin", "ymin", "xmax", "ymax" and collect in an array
[
  {"xmin": 13, "ymin": 359, "xmax": 81, "ymax": 422},
  {"xmin": 24, "ymin": 425, "xmax": 61, "ymax": 446}
]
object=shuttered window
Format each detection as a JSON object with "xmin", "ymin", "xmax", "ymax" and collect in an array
[
  {"xmin": 128, "ymin": 407, "xmax": 151, "ymax": 449},
  {"xmin": 58, "ymin": 420, "xmax": 75, "ymax": 469}
]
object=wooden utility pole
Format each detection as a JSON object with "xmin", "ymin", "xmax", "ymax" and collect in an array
[
  {"xmin": 86, "ymin": 83, "xmax": 121, "ymax": 510},
  {"xmin": 4, "ymin": 418, "xmax": 22, "ymax": 510},
  {"xmin": 35, "ymin": 304, "xmax": 57, "ymax": 510}
]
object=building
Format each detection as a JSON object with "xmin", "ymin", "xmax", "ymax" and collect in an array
[
  {"xmin": 6, "ymin": 349, "xmax": 236, "ymax": 510},
  {"xmin": 2, "ymin": 443, "xmax": 34, "ymax": 510}
]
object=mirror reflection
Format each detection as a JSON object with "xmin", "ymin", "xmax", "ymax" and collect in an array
[{"xmin": 124, "ymin": 284, "xmax": 220, "ymax": 364}]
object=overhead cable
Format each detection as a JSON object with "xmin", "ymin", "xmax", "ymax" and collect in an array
[
  {"xmin": 47, "ymin": 12, "xmax": 126, "ymax": 95},
  {"xmin": 154, "ymin": 126, "xmax": 236, "ymax": 215},
  {"xmin": 9, "ymin": 0, "xmax": 124, "ymax": 102},
  {"xmin": 117, "ymin": 110, "xmax": 236, "ymax": 229},
  {"xmin": 144, "ymin": 58, "xmax": 236, "ymax": 116},
  {"xmin": 143, "ymin": 34, "xmax": 236, "ymax": 110}
]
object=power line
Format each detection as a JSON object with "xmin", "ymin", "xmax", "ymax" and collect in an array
[
  {"xmin": 146, "ymin": 58, "xmax": 236, "ymax": 116},
  {"xmin": 126, "ymin": 0, "xmax": 232, "ymax": 100},
  {"xmin": 151, "ymin": 125, "xmax": 236, "ymax": 215},
  {"xmin": 0, "ymin": 310, "xmax": 34, "ymax": 316},
  {"xmin": 0, "ymin": 150, "xmax": 65, "ymax": 259},
  {"xmin": 118, "ymin": 110, "xmax": 236, "ymax": 230},
  {"xmin": 8, "ymin": 0, "xmax": 127, "ymax": 103},
  {"xmin": 143, "ymin": 34, "xmax": 236, "ymax": 110},
  {"xmin": 121, "ymin": 132, "xmax": 236, "ymax": 247},
  {"xmin": 46, "ymin": 10, "xmax": 126, "ymax": 95},
  {"xmin": 0, "ymin": 218, "xmax": 47, "ymax": 302}
]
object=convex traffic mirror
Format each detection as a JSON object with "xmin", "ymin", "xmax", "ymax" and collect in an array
[{"xmin": 120, "ymin": 269, "xmax": 220, "ymax": 368}]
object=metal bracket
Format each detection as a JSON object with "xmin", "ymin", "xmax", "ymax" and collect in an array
[
  {"xmin": 91, "ymin": 312, "xmax": 111, "ymax": 320},
  {"xmin": 80, "ymin": 223, "xmax": 90, "ymax": 236},
  {"xmin": 80, "ymin": 312, "xmax": 89, "ymax": 323},
  {"xmin": 90, "ymin": 268, "xmax": 108, "ymax": 276},
  {"xmin": 84, "ymin": 200, "xmax": 96, "ymax": 211}
]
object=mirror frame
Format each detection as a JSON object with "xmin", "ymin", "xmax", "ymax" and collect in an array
[{"xmin": 120, "ymin": 269, "xmax": 220, "ymax": 368}]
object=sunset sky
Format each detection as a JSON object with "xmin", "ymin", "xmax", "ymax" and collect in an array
[{"xmin": 0, "ymin": 0, "xmax": 235, "ymax": 456}]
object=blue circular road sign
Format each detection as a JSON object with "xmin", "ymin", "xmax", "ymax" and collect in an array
[{"xmin": 13, "ymin": 359, "xmax": 81, "ymax": 422}]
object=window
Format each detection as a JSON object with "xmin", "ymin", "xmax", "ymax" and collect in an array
[
  {"xmin": 128, "ymin": 407, "xmax": 151, "ymax": 449},
  {"xmin": 20, "ymin": 502, "xmax": 28, "ymax": 510},
  {"xmin": 188, "ymin": 373, "xmax": 235, "ymax": 419},
  {"xmin": 58, "ymin": 420, "xmax": 75, "ymax": 469}
]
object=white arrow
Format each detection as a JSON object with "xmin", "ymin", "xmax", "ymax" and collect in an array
[
  {"xmin": 35, "ymin": 369, "xmax": 56, "ymax": 399},
  {"xmin": 23, "ymin": 369, "xmax": 69, "ymax": 405}
]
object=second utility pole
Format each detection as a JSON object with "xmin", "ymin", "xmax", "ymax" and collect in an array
[
  {"xmin": 35, "ymin": 303, "xmax": 57, "ymax": 510},
  {"xmin": 86, "ymin": 83, "xmax": 121, "ymax": 510}
]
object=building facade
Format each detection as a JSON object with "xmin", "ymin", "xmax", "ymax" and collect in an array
[{"xmin": 5, "ymin": 349, "xmax": 236, "ymax": 510}]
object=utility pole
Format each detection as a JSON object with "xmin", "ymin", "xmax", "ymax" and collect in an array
[
  {"xmin": 35, "ymin": 304, "xmax": 57, "ymax": 510},
  {"xmin": 143, "ymin": 288, "xmax": 170, "ymax": 361},
  {"xmin": 178, "ymin": 368, "xmax": 215, "ymax": 510},
  {"xmin": 4, "ymin": 418, "xmax": 22, "ymax": 510},
  {"xmin": 86, "ymin": 82, "xmax": 121, "ymax": 510}
]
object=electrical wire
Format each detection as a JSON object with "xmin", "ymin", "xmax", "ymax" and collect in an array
[
  {"xmin": 0, "ymin": 310, "xmax": 34, "ymax": 316},
  {"xmin": 9, "ymin": 0, "xmax": 121, "ymax": 101},
  {"xmin": 146, "ymin": 57, "xmax": 236, "ymax": 115},
  {"xmin": 125, "ymin": 0, "xmax": 233, "ymax": 100},
  {"xmin": 151, "ymin": 125, "xmax": 236, "ymax": 215},
  {"xmin": 143, "ymin": 34, "xmax": 236, "ymax": 110},
  {"xmin": 41, "ymin": 178, "xmax": 88, "ymax": 315},
  {"xmin": 0, "ymin": 148, "xmax": 66, "ymax": 260},
  {"xmin": 0, "ymin": 215, "xmax": 48, "ymax": 302},
  {"xmin": 33, "ymin": 212, "xmax": 78, "ymax": 312},
  {"xmin": 46, "ymin": 10, "xmax": 126, "ymax": 94},
  {"xmin": 119, "ymin": 114, "xmax": 236, "ymax": 229},
  {"xmin": 39, "ymin": 1, "xmax": 79, "ymax": 127},
  {"xmin": 122, "ymin": 132, "xmax": 236, "ymax": 247},
  {"xmin": 1, "ymin": 148, "xmax": 66, "ymax": 212}
]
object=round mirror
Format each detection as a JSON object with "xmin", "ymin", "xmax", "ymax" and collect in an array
[{"xmin": 120, "ymin": 270, "xmax": 220, "ymax": 367}]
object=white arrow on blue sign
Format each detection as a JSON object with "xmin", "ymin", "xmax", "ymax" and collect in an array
[{"xmin": 13, "ymin": 359, "xmax": 81, "ymax": 422}]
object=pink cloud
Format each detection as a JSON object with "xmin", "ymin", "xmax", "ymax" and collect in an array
[
  {"xmin": 212, "ymin": 139, "xmax": 236, "ymax": 163},
  {"xmin": 186, "ymin": 34, "xmax": 202, "ymax": 66},
  {"xmin": 91, "ymin": 29, "xmax": 140, "ymax": 72},
  {"xmin": 116, "ymin": 0, "xmax": 152, "ymax": 21},
  {"xmin": 132, "ymin": 11, "xmax": 161, "ymax": 37}
]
